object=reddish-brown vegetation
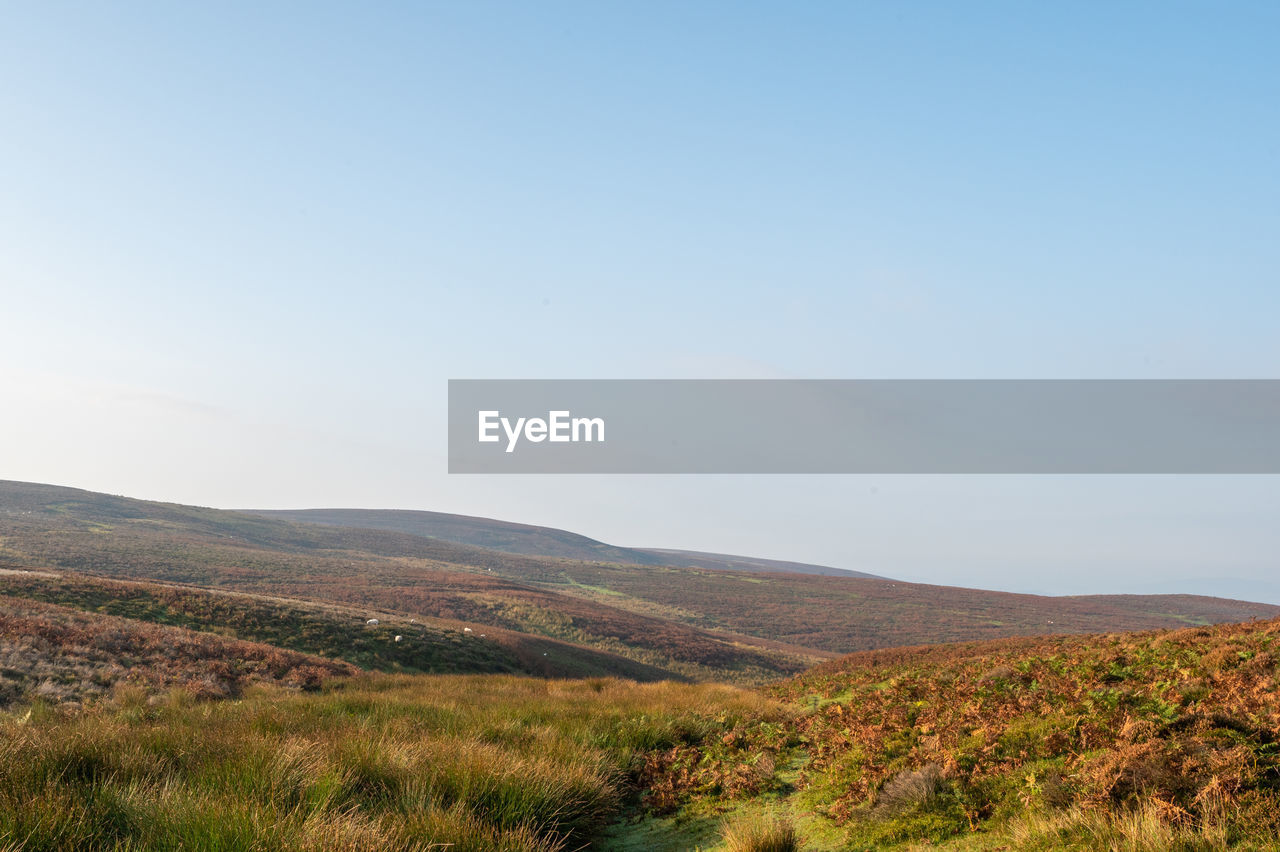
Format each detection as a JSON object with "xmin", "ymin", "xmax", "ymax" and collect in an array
[
  {"xmin": 0, "ymin": 595, "xmax": 354, "ymax": 706},
  {"xmin": 5, "ymin": 480, "xmax": 1275, "ymax": 686},
  {"xmin": 767, "ymin": 617, "xmax": 1280, "ymax": 835}
]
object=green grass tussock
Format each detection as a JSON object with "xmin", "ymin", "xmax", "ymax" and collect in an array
[{"xmin": 0, "ymin": 674, "xmax": 784, "ymax": 851}]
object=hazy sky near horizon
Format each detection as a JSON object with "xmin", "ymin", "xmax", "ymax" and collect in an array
[{"xmin": 3, "ymin": 3, "xmax": 1279, "ymax": 600}]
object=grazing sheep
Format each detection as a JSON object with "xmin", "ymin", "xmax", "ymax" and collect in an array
[
  {"xmin": 366, "ymin": 618, "xmax": 379, "ymax": 626},
  {"xmin": 463, "ymin": 627, "xmax": 472, "ymax": 633},
  {"xmin": 394, "ymin": 635, "xmax": 402, "ymax": 642}
]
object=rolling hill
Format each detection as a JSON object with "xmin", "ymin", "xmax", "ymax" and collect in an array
[
  {"xmin": 0, "ymin": 588, "xmax": 355, "ymax": 707},
  {"xmin": 0, "ymin": 570, "xmax": 675, "ymax": 683},
  {"xmin": 5, "ymin": 480, "xmax": 1280, "ymax": 848},
  {"xmin": 0, "ymin": 481, "xmax": 824, "ymax": 683},
  {"xmin": 7, "ymin": 574, "xmax": 1280, "ymax": 849},
  {"xmin": 608, "ymin": 615, "xmax": 1280, "ymax": 849},
  {"xmin": 753, "ymin": 615, "xmax": 1280, "ymax": 848},
  {"xmin": 2, "ymin": 480, "xmax": 1277, "ymax": 684},
  {"xmin": 250, "ymin": 507, "xmax": 881, "ymax": 578}
]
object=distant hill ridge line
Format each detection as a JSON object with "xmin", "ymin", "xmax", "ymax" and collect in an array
[
  {"xmin": 246, "ymin": 507, "xmax": 883, "ymax": 578},
  {"xmin": 3, "ymin": 479, "xmax": 1278, "ymax": 679}
]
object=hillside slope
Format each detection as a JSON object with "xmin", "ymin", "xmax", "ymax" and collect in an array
[
  {"xmin": 0, "ymin": 592, "xmax": 354, "ymax": 707},
  {"xmin": 634, "ymin": 547, "xmax": 878, "ymax": 577},
  {"xmin": 0, "ymin": 482, "xmax": 820, "ymax": 683},
  {"xmin": 3, "ymin": 481, "xmax": 1277, "ymax": 672},
  {"xmin": 249, "ymin": 506, "xmax": 659, "ymax": 565},
  {"xmin": 478, "ymin": 557, "xmax": 1280, "ymax": 651},
  {"xmin": 0, "ymin": 570, "xmax": 675, "ymax": 682},
  {"xmin": 771, "ymin": 617, "xmax": 1280, "ymax": 847},
  {"xmin": 624, "ymin": 616, "xmax": 1280, "ymax": 849},
  {"xmin": 250, "ymin": 506, "xmax": 881, "ymax": 578}
]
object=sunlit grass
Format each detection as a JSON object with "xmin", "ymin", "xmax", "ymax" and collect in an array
[
  {"xmin": 0, "ymin": 674, "xmax": 782, "ymax": 851},
  {"xmin": 721, "ymin": 811, "xmax": 800, "ymax": 852}
]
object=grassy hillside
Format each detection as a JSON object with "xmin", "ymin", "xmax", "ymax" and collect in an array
[
  {"xmin": 0, "ymin": 592, "xmax": 354, "ymax": 707},
  {"xmin": 543, "ymin": 616, "xmax": 1280, "ymax": 850},
  {"xmin": 5, "ymin": 513, "xmax": 1280, "ymax": 851},
  {"xmin": 250, "ymin": 506, "xmax": 664, "ymax": 565},
  {"xmin": 0, "ymin": 674, "xmax": 784, "ymax": 852},
  {"xmin": 635, "ymin": 547, "xmax": 879, "ymax": 578},
  {"xmin": 0, "ymin": 481, "xmax": 819, "ymax": 684},
  {"xmin": 7, "ymin": 599, "xmax": 1280, "ymax": 849},
  {"xmin": 749, "ymin": 617, "xmax": 1280, "ymax": 849},
  {"xmin": 3, "ymin": 480, "xmax": 1276, "ymax": 675},
  {"xmin": 250, "ymin": 507, "xmax": 879, "ymax": 578},
  {"xmin": 481, "ymin": 559, "xmax": 1280, "ymax": 652},
  {"xmin": 0, "ymin": 571, "xmax": 673, "ymax": 682}
]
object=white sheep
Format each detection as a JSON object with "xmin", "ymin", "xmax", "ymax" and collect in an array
[
  {"xmin": 366, "ymin": 618, "xmax": 379, "ymax": 626},
  {"xmin": 394, "ymin": 635, "xmax": 402, "ymax": 642}
]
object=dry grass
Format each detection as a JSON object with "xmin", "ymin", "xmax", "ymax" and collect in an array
[
  {"xmin": 0, "ymin": 673, "xmax": 785, "ymax": 851},
  {"xmin": 1005, "ymin": 800, "xmax": 1234, "ymax": 851},
  {"xmin": 721, "ymin": 812, "xmax": 801, "ymax": 852},
  {"xmin": 875, "ymin": 763, "xmax": 944, "ymax": 814}
]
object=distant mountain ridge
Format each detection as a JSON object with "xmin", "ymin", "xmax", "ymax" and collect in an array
[{"xmin": 249, "ymin": 507, "xmax": 882, "ymax": 578}]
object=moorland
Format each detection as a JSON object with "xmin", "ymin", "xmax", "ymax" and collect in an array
[{"xmin": 2, "ymin": 479, "xmax": 1278, "ymax": 850}]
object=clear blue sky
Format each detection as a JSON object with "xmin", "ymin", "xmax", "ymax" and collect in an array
[{"xmin": 3, "ymin": 3, "xmax": 1278, "ymax": 600}]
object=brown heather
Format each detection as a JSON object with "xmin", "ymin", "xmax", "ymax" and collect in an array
[
  {"xmin": 0, "ymin": 596, "xmax": 353, "ymax": 707},
  {"xmin": 760, "ymin": 618, "xmax": 1280, "ymax": 847}
]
